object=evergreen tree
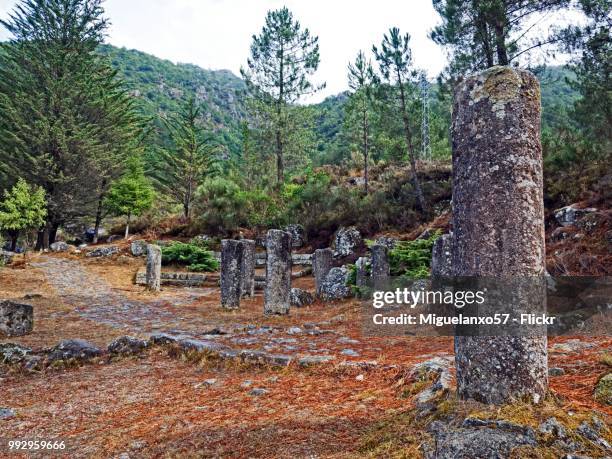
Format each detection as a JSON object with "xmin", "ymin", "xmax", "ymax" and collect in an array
[
  {"xmin": 153, "ymin": 97, "xmax": 219, "ymax": 219},
  {"xmin": 430, "ymin": 0, "xmax": 571, "ymax": 79},
  {"xmin": 346, "ymin": 51, "xmax": 378, "ymax": 194},
  {"xmin": 373, "ymin": 28, "xmax": 428, "ymax": 213},
  {"xmin": 241, "ymin": 7, "xmax": 324, "ymax": 186},
  {"xmin": 0, "ymin": 178, "xmax": 47, "ymax": 251},
  {"xmin": 0, "ymin": 0, "xmax": 143, "ymax": 248},
  {"xmin": 104, "ymin": 156, "xmax": 154, "ymax": 238}
]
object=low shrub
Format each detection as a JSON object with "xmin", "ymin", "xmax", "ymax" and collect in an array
[
  {"xmin": 161, "ymin": 242, "xmax": 219, "ymax": 272},
  {"xmin": 389, "ymin": 230, "xmax": 441, "ymax": 278}
]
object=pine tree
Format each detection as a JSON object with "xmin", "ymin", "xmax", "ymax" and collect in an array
[
  {"xmin": 346, "ymin": 51, "xmax": 378, "ymax": 194},
  {"xmin": 0, "ymin": 0, "xmax": 143, "ymax": 248},
  {"xmin": 430, "ymin": 0, "xmax": 571, "ymax": 79},
  {"xmin": 0, "ymin": 178, "xmax": 47, "ymax": 251},
  {"xmin": 104, "ymin": 156, "xmax": 154, "ymax": 239},
  {"xmin": 241, "ymin": 7, "xmax": 324, "ymax": 186},
  {"xmin": 373, "ymin": 28, "xmax": 428, "ymax": 213},
  {"xmin": 153, "ymin": 97, "xmax": 219, "ymax": 219}
]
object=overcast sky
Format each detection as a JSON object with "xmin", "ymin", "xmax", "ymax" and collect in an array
[{"xmin": 0, "ymin": 0, "xmax": 450, "ymax": 102}]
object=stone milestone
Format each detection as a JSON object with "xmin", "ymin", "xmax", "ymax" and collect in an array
[
  {"xmin": 451, "ymin": 66, "xmax": 547, "ymax": 404},
  {"xmin": 145, "ymin": 244, "xmax": 162, "ymax": 292},
  {"xmin": 264, "ymin": 229, "xmax": 292, "ymax": 314},
  {"xmin": 221, "ymin": 239, "xmax": 244, "ymax": 309},
  {"xmin": 313, "ymin": 248, "xmax": 333, "ymax": 297}
]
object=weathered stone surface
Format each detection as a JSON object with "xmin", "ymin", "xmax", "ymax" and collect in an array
[
  {"xmin": 0, "ymin": 408, "xmax": 16, "ymax": 420},
  {"xmin": 554, "ymin": 204, "xmax": 597, "ymax": 227},
  {"xmin": 320, "ymin": 266, "xmax": 351, "ymax": 301},
  {"xmin": 314, "ymin": 248, "xmax": 333, "ymax": 297},
  {"xmin": 50, "ymin": 241, "xmax": 70, "ymax": 252},
  {"xmin": 289, "ymin": 288, "xmax": 314, "ymax": 307},
  {"xmin": 370, "ymin": 244, "xmax": 390, "ymax": 288},
  {"xmin": 431, "ymin": 233, "xmax": 453, "ymax": 277},
  {"xmin": 86, "ymin": 245, "xmax": 119, "ymax": 257},
  {"xmin": 374, "ymin": 236, "xmax": 397, "ymax": 250},
  {"xmin": 0, "ymin": 249, "xmax": 15, "ymax": 265},
  {"xmin": 145, "ymin": 244, "xmax": 162, "ymax": 292},
  {"xmin": 548, "ymin": 367, "xmax": 565, "ymax": 376},
  {"xmin": 178, "ymin": 338, "xmax": 231, "ymax": 354},
  {"xmin": 135, "ymin": 269, "xmax": 206, "ymax": 287},
  {"xmin": 355, "ymin": 257, "xmax": 369, "ymax": 290},
  {"xmin": 538, "ymin": 417, "xmax": 567, "ymax": 439},
  {"xmin": 47, "ymin": 339, "xmax": 102, "ymax": 363},
  {"xmin": 298, "ymin": 355, "xmax": 335, "ymax": 367},
  {"xmin": 221, "ymin": 239, "xmax": 244, "ymax": 309},
  {"xmin": 332, "ymin": 226, "xmax": 362, "ymax": 257},
  {"xmin": 149, "ymin": 333, "xmax": 179, "ymax": 345},
  {"xmin": 0, "ymin": 301, "xmax": 33, "ymax": 337},
  {"xmin": 239, "ymin": 349, "xmax": 292, "ymax": 367},
  {"xmin": 0, "ymin": 343, "xmax": 31, "ymax": 364},
  {"xmin": 240, "ymin": 239, "xmax": 256, "ymax": 298},
  {"xmin": 264, "ymin": 229, "xmax": 292, "ymax": 315},
  {"xmin": 130, "ymin": 240, "xmax": 148, "ymax": 257},
  {"xmin": 451, "ymin": 66, "xmax": 547, "ymax": 405},
  {"xmin": 285, "ymin": 223, "xmax": 306, "ymax": 248},
  {"xmin": 108, "ymin": 336, "xmax": 148, "ymax": 356},
  {"xmin": 425, "ymin": 419, "xmax": 536, "ymax": 459},
  {"xmin": 594, "ymin": 373, "xmax": 612, "ymax": 405}
]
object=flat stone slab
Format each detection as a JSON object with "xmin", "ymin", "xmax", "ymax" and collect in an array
[{"xmin": 135, "ymin": 269, "xmax": 207, "ymax": 287}]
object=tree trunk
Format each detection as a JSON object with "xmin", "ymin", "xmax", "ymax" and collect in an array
[
  {"xmin": 451, "ymin": 66, "xmax": 547, "ymax": 404},
  {"xmin": 398, "ymin": 78, "xmax": 428, "ymax": 214},
  {"xmin": 9, "ymin": 231, "xmax": 18, "ymax": 252},
  {"xmin": 35, "ymin": 229, "xmax": 44, "ymax": 251},
  {"xmin": 494, "ymin": 22, "xmax": 509, "ymax": 65},
  {"xmin": 276, "ymin": 46, "xmax": 285, "ymax": 188},
  {"xmin": 49, "ymin": 222, "xmax": 59, "ymax": 245},
  {"xmin": 93, "ymin": 187, "xmax": 106, "ymax": 244},
  {"xmin": 42, "ymin": 225, "xmax": 50, "ymax": 251},
  {"xmin": 363, "ymin": 101, "xmax": 369, "ymax": 195},
  {"xmin": 124, "ymin": 213, "xmax": 131, "ymax": 239}
]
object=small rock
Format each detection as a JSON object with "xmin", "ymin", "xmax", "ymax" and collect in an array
[
  {"xmin": 356, "ymin": 374, "xmax": 365, "ymax": 381},
  {"xmin": 289, "ymin": 288, "xmax": 314, "ymax": 307},
  {"xmin": 195, "ymin": 379, "xmax": 218, "ymax": 389},
  {"xmin": 148, "ymin": 333, "xmax": 178, "ymax": 345},
  {"xmin": 287, "ymin": 326, "xmax": 302, "ymax": 335},
  {"xmin": 50, "ymin": 241, "xmax": 70, "ymax": 252},
  {"xmin": 249, "ymin": 388, "xmax": 268, "ymax": 396},
  {"xmin": 341, "ymin": 349, "xmax": 360, "ymax": 357},
  {"xmin": 298, "ymin": 355, "xmax": 335, "ymax": 367},
  {"xmin": 46, "ymin": 339, "xmax": 102, "ymax": 363},
  {"xmin": 0, "ymin": 408, "xmax": 16, "ymax": 420},
  {"xmin": 108, "ymin": 336, "xmax": 148, "ymax": 356},
  {"xmin": 554, "ymin": 205, "xmax": 597, "ymax": 227},
  {"xmin": 338, "ymin": 337, "xmax": 360, "ymax": 345},
  {"xmin": 549, "ymin": 367, "xmax": 565, "ymax": 376},
  {"xmin": 0, "ymin": 343, "xmax": 31, "ymax": 364},
  {"xmin": 130, "ymin": 240, "xmax": 148, "ymax": 257},
  {"xmin": 577, "ymin": 421, "xmax": 611, "ymax": 449},
  {"xmin": 538, "ymin": 417, "xmax": 567, "ymax": 439},
  {"xmin": 240, "ymin": 380, "xmax": 253, "ymax": 389},
  {"xmin": 86, "ymin": 245, "xmax": 119, "ymax": 258}
]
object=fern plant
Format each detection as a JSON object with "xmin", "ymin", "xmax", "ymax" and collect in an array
[{"xmin": 161, "ymin": 242, "xmax": 219, "ymax": 272}]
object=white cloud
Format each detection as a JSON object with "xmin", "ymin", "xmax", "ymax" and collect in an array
[{"xmin": 0, "ymin": 0, "xmax": 448, "ymax": 102}]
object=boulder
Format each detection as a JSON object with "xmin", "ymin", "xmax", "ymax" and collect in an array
[
  {"xmin": 594, "ymin": 373, "xmax": 611, "ymax": 405},
  {"xmin": 320, "ymin": 266, "xmax": 351, "ymax": 301},
  {"xmin": 86, "ymin": 245, "xmax": 119, "ymax": 258},
  {"xmin": 0, "ymin": 343, "xmax": 31, "ymax": 364},
  {"xmin": 285, "ymin": 224, "xmax": 306, "ymax": 248},
  {"xmin": 425, "ymin": 419, "xmax": 536, "ymax": 459},
  {"xmin": 50, "ymin": 241, "xmax": 70, "ymax": 252},
  {"xmin": 47, "ymin": 339, "xmax": 102, "ymax": 363},
  {"xmin": 108, "ymin": 336, "xmax": 148, "ymax": 356},
  {"xmin": 130, "ymin": 240, "xmax": 148, "ymax": 257},
  {"xmin": 554, "ymin": 205, "xmax": 597, "ymax": 227},
  {"xmin": 332, "ymin": 226, "xmax": 362, "ymax": 258},
  {"xmin": 0, "ymin": 301, "xmax": 33, "ymax": 337},
  {"xmin": 289, "ymin": 288, "xmax": 314, "ymax": 307}
]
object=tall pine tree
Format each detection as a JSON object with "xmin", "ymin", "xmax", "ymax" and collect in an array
[
  {"xmin": 0, "ymin": 0, "xmax": 143, "ymax": 248},
  {"xmin": 241, "ymin": 7, "xmax": 324, "ymax": 186},
  {"xmin": 373, "ymin": 28, "xmax": 428, "ymax": 213}
]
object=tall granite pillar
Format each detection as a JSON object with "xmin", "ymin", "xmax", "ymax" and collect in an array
[
  {"xmin": 264, "ymin": 230, "xmax": 292, "ymax": 314},
  {"xmin": 370, "ymin": 244, "xmax": 390, "ymax": 288},
  {"xmin": 313, "ymin": 248, "xmax": 333, "ymax": 297},
  {"xmin": 240, "ymin": 239, "xmax": 256, "ymax": 298},
  {"xmin": 451, "ymin": 66, "xmax": 547, "ymax": 404},
  {"xmin": 146, "ymin": 244, "xmax": 162, "ymax": 292},
  {"xmin": 221, "ymin": 239, "xmax": 244, "ymax": 309}
]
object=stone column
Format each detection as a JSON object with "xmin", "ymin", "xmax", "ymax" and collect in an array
[
  {"xmin": 451, "ymin": 66, "xmax": 547, "ymax": 404},
  {"xmin": 240, "ymin": 239, "xmax": 256, "ymax": 298},
  {"xmin": 313, "ymin": 248, "xmax": 333, "ymax": 297},
  {"xmin": 221, "ymin": 239, "xmax": 244, "ymax": 309},
  {"xmin": 264, "ymin": 229, "xmax": 292, "ymax": 314},
  {"xmin": 145, "ymin": 244, "xmax": 162, "ymax": 292},
  {"xmin": 355, "ymin": 257, "xmax": 369, "ymax": 289},
  {"xmin": 370, "ymin": 244, "xmax": 390, "ymax": 288}
]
